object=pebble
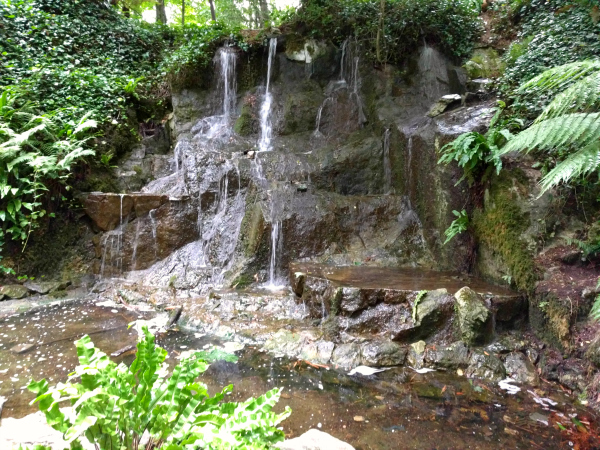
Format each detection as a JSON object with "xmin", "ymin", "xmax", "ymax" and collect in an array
[{"xmin": 353, "ymin": 416, "xmax": 364, "ymax": 422}]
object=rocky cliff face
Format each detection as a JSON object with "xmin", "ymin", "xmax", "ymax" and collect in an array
[{"xmin": 85, "ymin": 38, "xmax": 494, "ymax": 292}]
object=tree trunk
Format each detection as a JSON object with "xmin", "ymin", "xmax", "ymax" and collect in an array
[
  {"xmin": 156, "ymin": 0, "xmax": 167, "ymax": 24},
  {"xmin": 376, "ymin": 0, "xmax": 385, "ymax": 63},
  {"xmin": 209, "ymin": 0, "xmax": 216, "ymax": 21},
  {"xmin": 259, "ymin": 0, "xmax": 269, "ymax": 27},
  {"xmin": 182, "ymin": 0, "xmax": 185, "ymax": 25}
]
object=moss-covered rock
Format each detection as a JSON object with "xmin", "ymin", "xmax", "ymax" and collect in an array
[
  {"xmin": 234, "ymin": 102, "xmax": 256, "ymax": 136},
  {"xmin": 280, "ymin": 88, "xmax": 324, "ymax": 135},
  {"xmin": 463, "ymin": 48, "xmax": 505, "ymax": 79},
  {"xmin": 473, "ymin": 169, "xmax": 538, "ymax": 292},
  {"xmin": 455, "ymin": 286, "xmax": 493, "ymax": 345}
]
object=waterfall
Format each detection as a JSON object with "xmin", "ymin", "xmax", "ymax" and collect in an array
[
  {"xmin": 258, "ymin": 38, "xmax": 277, "ymax": 152},
  {"xmin": 383, "ymin": 128, "xmax": 392, "ymax": 194},
  {"xmin": 216, "ymin": 46, "xmax": 237, "ymax": 123}
]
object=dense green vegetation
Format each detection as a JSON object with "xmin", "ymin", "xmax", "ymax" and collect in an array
[
  {"xmin": 286, "ymin": 0, "xmax": 483, "ymax": 64},
  {"xmin": 28, "ymin": 326, "xmax": 290, "ymax": 450}
]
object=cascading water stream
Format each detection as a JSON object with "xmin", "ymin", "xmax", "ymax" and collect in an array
[
  {"xmin": 383, "ymin": 128, "xmax": 392, "ymax": 194},
  {"xmin": 258, "ymin": 38, "xmax": 277, "ymax": 152}
]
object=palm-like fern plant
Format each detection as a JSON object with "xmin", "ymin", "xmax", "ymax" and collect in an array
[{"xmin": 499, "ymin": 59, "xmax": 600, "ymax": 194}]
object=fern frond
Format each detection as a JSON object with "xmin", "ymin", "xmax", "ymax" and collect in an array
[
  {"xmin": 501, "ymin": 113, "xmax": 600, "ymax": 155},
  {"xmin": 539, "ymin": 141, "xmax": 600, "ymax": 193},
  {"xmin": 519, "ymin": 59, "xmax": 600, "ymax": 94},
  {"xmin": 537, "ymin": 71, "xmax": 600, "ymax": 121},
  {"xmin": 591, "ymin": 294, "xmax": 600, "ymax": 321}
]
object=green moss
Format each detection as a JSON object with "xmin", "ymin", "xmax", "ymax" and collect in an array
[
  {"xmin": 329, "ymin": 287, "xmax": 343, "ymax": 316},
  {"xmin": 464, "ymin": 48, "xmax": 506, "ymax": 79},
  {"xmin": 530, "ymin": 292, "xmax": 572, "ymax": 350},
  {"xmin": 234, "ymin": 103, "xmax": 255, "ymax": 136},
  {"xmin": 232, "ymin": 273, "xmax": 254, "ymax": 289},
  {"xmin": 472, "ymin": 171, "xmax": 537, "ymax": 292}
]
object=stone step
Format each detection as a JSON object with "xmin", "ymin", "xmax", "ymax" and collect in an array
[{"xmin": 289, "ymin": 263, "xmax": 525, "ymax": 343}]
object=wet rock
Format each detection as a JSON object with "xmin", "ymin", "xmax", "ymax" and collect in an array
[
  {"xmin": 299, "ymin": 340, "xmax": 335, "ymax": 365},
  {"xmin": 407, "ymin": 340, "xmax": 427, "ymax": 369},
  {"xmin": 0, "ymin": 284, "xmax": 29, "ymax": 299},
  {"xmin": 455, "ymin": 287, "xmax": 493, "ymax": 345},
  {"xmin": 291, "ymin": 271, "xmax": 306, "ymax": 296},
  {"xmin": 275, "ymin": 429, "xmax": 355, "ymax": 450},
  {"xmin": 84, "ymin": 193, "xmax": 134, "ymax": 231},
  {"xmin": 486, "ymin": 335, "xmax": 527, "ymax": 354},
  {"xmin": 491, "ymin": 293, "xmax": 527, "ymax": 326},
  {"xmin": 10, "ymin": 343, "xmax": 35, "ymax": 354},
  {"xmin": 23, "ymin": 281, "xmax": 63, "ymax": 295},
  {"xmin": 361, "ymin": 340, "xmax": 407, "ymax": 367},
  {"xmin": 264, "ymin": 330, "xmax": 306, "ymax": 358},
  {"xmin": 332, "ymin": 343, "xmax": 361, "ymax": 370},
  {"xmin": 410, "ymin": 288, "xmax": 455, "ymax": 337},
  {"xmin": 466, "ymin": 350, "xmax": 506, "ymax": 382},
  {"xmin": 117, "ymin": 289, "xmax": 145, "ymax": 304},
  {"xmin": 424, "ymin": 341, "xmax": 470, "ymax": 369},
  {"xmin": 504, "ymin": 352, "xmax": 539, "ymax": 385},
  {"xmin": 427, "ymin": 94, "xmax": 462, "ymax": 117}
]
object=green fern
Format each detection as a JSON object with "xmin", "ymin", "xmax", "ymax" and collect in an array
[
  {"xmin": 539, "ymin": 141, "xmax": 600, "ymax": 193},
  {"xmin": 536, "ymin": 70, "xmax": 600, "ymax": 121},
  {"xmin": 501, "ymin": 113, "xmax": 600, "ymax": 154},
  {"xmin": 443, "ymin": 209, "xmax": 469, "ymax": 245},
  {"xmin": 591, "ymin": 278, "xmax": 600, "ymax": 322},
  {"xmin": 518, "ymin": 59, "xmax": 600, "ymax": 94}
]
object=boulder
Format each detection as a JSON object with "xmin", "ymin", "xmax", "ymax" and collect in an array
[
  {"xmin": 504, "ymin": 352, "xmax": 539, "ymax": 385},
  {"xmin": 331, "ymin": 343, "xmax": 361, "ymax": 370},
  {"xmin": 0, "ymin": 284, "xmax": 29, "ymax": 299},
  {"xmin": 466, "ymin": 350, "xmax": 506, "ymax": 382},
  {"xmin": 275, "ymin": 429, "xmax": 355, "ymax": 450},
  {"xmin": 360, "ymin": 340, "xmax": 407, "ymax": 367},
  {"xmin": 299, "ymin": 340, "xmax": 335, "ymax": 365},
  {"xmin": 455, "ymin": 287, "xmax": 493, "ymax": 345},
  {"xmin": 424, "ymin": 341, "xmax": 470, "ymax": 369},
  {"xmin": 23, "ymin": 281, "xmax": 63, "ymax": 295},
  {"xmin": 407, "ymin": 340, "xmax": 427, "ymax": 368},
  {"xmin": 427, "ymin": 94, "xmax": 461, "ymax": 117}
]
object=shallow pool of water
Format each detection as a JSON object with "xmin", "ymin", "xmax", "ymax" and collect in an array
[{"xmin": 1, "ymin": 300, "xmax": 598, "ymax": 449}]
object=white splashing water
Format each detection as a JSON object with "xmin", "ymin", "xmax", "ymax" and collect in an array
[
  {"xmin": 383, "ymin": 128, "xmax": 392, "ymax": 194},
  {"xmin": 258, "ymin": 38, "xmax": 277, "ymax": 153}
]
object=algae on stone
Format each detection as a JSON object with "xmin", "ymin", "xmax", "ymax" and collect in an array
[{"xmin": 455, "ymin": 286, "xmax": 493, "ymax": 345}]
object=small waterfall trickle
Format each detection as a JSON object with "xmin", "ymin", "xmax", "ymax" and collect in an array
[
  {"xmin": 383, "ymin": 128, "xmax": 392, "ymax": 194},
  {"xmin": 149, "ymin": 208, "xmax": 158, "ymax": 260},
  {"xmin": 131, "ymin": 220, "xmax": 142, "ymax": 270},
  {"xmin": 258, "ymin": 38, "xmax": 277, "ymax": 153},
  {"xmin": 313, "ymin": 97, "xmax": 334, "ymax": 138},
  {"xmin": 217, "ymin": 46, "xmax": 237, "ymax": 121},
  {"xmin": 99, "ymin": 195, "xmax": 127, "ymax": 279},
  {"xmin": 267, "ymin": 220, "xmax": 282, "ymax": 288},
  {"xmin": 339, "ymin": 39, "xmax": 348, "ymax": 81}
]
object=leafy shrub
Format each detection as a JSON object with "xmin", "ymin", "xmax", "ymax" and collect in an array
[
  {"xmin": 499, "ymin": 0, "xmax": 600, "ymax": 116},
  {"xmin": 160, "ymin": 21, "xmax": 245, "ymax": 87},
  {"xmin": 28, "ymin": 326, "xmax": 291, "ymax": 450},
  {"xmin": 0, "ymin": 0, "xmax": 167, "ymax": 125},
  {"xmin": 285, "ymin": 0, "xmax": 482, "ymax": 64}
]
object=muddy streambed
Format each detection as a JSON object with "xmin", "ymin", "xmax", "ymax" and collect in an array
[{"xmin": 0, "ymin": 300, "xmax": 598, "ymax": 449}]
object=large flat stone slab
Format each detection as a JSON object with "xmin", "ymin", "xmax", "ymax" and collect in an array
[{"xmin": 289, "ymin": 263, "xmax": 523, "ymax": 341}]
